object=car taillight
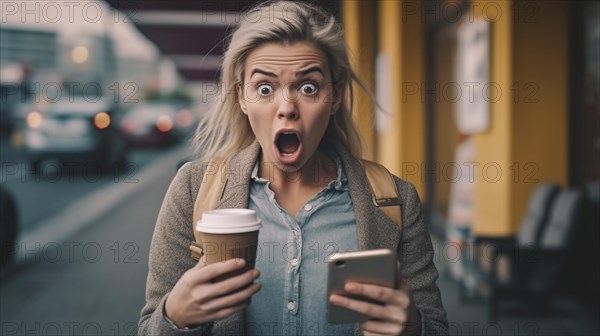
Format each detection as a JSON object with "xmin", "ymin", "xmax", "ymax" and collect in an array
[
  {"xmin": 156, "ymin": 115, "xmax": 173, "ymax": 132},
  {"xmin": 176, "ymin": 109, "xmax": 193, "ymax": 127},
  {"xmin": 121, "ymin": 119, "xmax": 135, "ymax": 133},
  {"xmin": 26, "ymin": 111, "xmax": 43, "ymax": 128},
  {"xmin": 93, "ymin": 112, "xmax": 111, "ymax": 129}
]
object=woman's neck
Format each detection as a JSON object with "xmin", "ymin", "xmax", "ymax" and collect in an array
[
  {"xmin": 259, "ymin": 150, "xmax": 338, "ymax": 217},
  {"xmin": 258, "ymin": 150, "xmax": 337, "ymax": 192}
]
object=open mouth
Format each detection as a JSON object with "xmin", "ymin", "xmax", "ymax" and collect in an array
[{"xmin": 275, "ymin": 131, "xmax": 301, "ymax": 157}]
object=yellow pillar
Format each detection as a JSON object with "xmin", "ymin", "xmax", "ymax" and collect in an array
[
  {"xmin": 473, "ymin": 0, "xmax": 569, "ymax": 236},
  {"xmin": 509, "ymin": 0, "xmax": 569, "ymax": 231},
  {"xmin": 472, "ymin": 0, "xmax": 513, "ymax": 236},
  {"xmin": 343, "ymin": 0, "xmax": 376, "ymax": 160},
  {"xmin": 377, "ymin": 0, "xmax": 426, "ymax": 197}
]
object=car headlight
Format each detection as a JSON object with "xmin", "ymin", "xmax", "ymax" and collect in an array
[{"xmin": 176, "ymin": 109, "xmax": 194, "ymax": 127}]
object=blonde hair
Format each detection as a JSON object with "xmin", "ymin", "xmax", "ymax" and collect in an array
[{"xmin": 193, "ymin": 1, "xmax": 367, "ymax": 162}]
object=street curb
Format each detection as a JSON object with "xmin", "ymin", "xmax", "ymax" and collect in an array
[{"xmin": 13, "ymin": 145, "xmax": 189, "ymax": 263}]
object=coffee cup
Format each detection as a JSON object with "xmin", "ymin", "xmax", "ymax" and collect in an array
[{"xmin": 195, "ymin": 209, "xmax": 262, "ymax": 281}]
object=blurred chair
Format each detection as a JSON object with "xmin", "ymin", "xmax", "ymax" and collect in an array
[
  {"xmin": 475, "ymin": 183, "xmax": 565, "ymax": 320},
  {"xmin": 526, "ymin": 190, "xmax": 584, "ymax": 297}
]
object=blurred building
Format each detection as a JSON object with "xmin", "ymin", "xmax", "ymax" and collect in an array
[
  {"xmin": 0, "ymin": 27, "xmax": 59, "ymax": 72},
  {"xmin": 0, "ymin": 0, "xmax": 165, "ymax": 108},
  {"xmin": 343, "ymin": 0, "xmax": 599, "ymax": 302}
]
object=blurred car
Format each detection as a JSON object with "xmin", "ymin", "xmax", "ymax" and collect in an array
[
  {"xmin": 22, "ymin": 97, "xmax": 128, "ymax": 171},
  {"xmin": 120, "ymin": 103, "xmax": 197, "ymax": 146},
  {"xmin": 0, "ymin": 184, "xmax": 18, "ymax": 265}
]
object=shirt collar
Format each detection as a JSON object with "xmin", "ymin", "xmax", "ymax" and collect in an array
[{"xmin": 250, "ymin": 161, "xmax": 266, "ymax": 183}]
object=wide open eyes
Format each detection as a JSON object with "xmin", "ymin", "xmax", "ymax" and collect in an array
[
  {"xmin": 255, "ymin": 82, "xmax": 318, "ymax": 98},
  {"xmin": 300, "ymin": 83, "xmax": 318, "ymax": 95},
  {"xmin": 257, "ymin": 84, "xmax": 274, "ymax": 96}
]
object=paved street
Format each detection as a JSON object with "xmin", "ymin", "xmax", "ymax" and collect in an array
[{"xmin": 0, "ymin": 142, "xmax": 187, "ymax": 335}]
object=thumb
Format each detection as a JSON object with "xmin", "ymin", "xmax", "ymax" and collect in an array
[
  {"xmin": 395, "ymin": 261, "xmax": 403, "ymax": 289},
  {"xmin": 395, "ymin": 261, "xmax": 411, "ymax": 291}
]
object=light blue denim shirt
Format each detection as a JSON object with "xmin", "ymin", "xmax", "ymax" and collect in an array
[{"xmin": 245, "ymin": 154, "xmax": 359, "ymax": 336}]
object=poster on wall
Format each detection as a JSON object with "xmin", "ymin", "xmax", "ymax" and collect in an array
[{"xmin": 456, "ymin": 19, "xmax": 491, "ymax": 134}]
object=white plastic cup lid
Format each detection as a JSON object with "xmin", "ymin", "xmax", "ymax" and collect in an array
[{"xmin": 196, "ymin": 208, "xmax": 262, "ymax": 234}]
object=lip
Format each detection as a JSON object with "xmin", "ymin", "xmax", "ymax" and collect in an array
[{"xmin": 274, "ymin": 128, "xmax": 303, "ymax": 166}]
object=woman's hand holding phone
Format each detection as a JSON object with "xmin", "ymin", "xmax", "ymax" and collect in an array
[
  {"xmin": 164, "ymin": 258, "xmax": 261, "ymax": 329},
  {"xmin": 329, "ymin": 262, "xmax": 421, "ymax": 336}
]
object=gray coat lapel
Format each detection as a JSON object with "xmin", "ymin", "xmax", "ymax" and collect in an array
[
  {"xmin": 215, "ymin": 141, "xmax": 261, "ymax": 210},
  {"xmin": 335, "ymin": 143, "xmax": 402, "ymax": 252}
]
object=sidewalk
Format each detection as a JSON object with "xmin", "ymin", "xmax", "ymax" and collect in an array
[{"xmin": 433, "ymin": 242, "xmax": 600, "ymax": 336}]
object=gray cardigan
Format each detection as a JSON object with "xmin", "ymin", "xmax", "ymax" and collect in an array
[{"xmin": 139, "ymin": 141, "xmax": 448, "ymax": 335}]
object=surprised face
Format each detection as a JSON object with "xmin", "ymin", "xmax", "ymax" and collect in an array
[{"xmin": 237, "ymin": 42, "xmax": 341, "ymax": 173}]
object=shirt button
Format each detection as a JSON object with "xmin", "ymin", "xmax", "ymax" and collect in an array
[
  {"xmin": 287, "ymin": 301, "xmax": 296, "ymax": 311},
  {"xmin": 304, "ymin": 203, "xmax": 313, "ymax": 211},
  {"xmin": 290, "ymin": 258, "xmax": 299, "ymax": 267}
]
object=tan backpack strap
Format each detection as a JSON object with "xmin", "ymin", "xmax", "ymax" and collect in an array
[
  {"xmin": 190, "ymin": 157, "xmax": 228, "ymax": 260},
  {"xmin": 361, "ymin": 159, "xmax": 403, "ymax": 229}
]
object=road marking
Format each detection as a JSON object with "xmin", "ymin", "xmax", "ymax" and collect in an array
[{"xmin": 13, "ymin": 145, "xmax": 190, "ymax": 263}]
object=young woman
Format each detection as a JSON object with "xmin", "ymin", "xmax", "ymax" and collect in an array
[{"xmin": 139, "ymin": 2, "xmax": 447, "ymax": 335}]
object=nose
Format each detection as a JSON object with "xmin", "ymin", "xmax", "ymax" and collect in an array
[{"xmin": 277, "ymin": 90, "xmax": 299, "ymax": 120}]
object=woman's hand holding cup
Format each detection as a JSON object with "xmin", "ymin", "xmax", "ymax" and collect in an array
[
  {"xmin": 164, "ymin": 258, "xmax": 261, "ymax": 329},
  {"xmin": 165, "ymin": 209, "xmax": 263, "ymax": 328}
]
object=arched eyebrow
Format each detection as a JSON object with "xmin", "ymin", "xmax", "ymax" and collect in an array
[
  {"xmin": 250, "ymin": 69, "xmax": 276, "ymax": 78},
  {"xmin": 296, "ymin": 66, "xmax": 324, "ymax": 77}
]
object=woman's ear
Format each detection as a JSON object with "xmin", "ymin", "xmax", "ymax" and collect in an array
[{"xmin": 236, "ymin": 83, "xmax": 248, "ymax": 114}]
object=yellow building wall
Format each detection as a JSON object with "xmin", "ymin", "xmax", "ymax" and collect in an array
[
  {"xmin": 473, "ymin": 0, "xmax": 569, "ymax": 236},
  {"xmin": 433, "ymin": 29, "xmax": 459, "ymax": 215},
  {"xmin": 377, "ymin": 1, "xmax": 402, "ymax": 173},
  {"xmin": 377, "ymin": 0, "xmax": 426, "ymax": 198},
  {"xmin": 472, "ymin": 0, "xmax": 513, "ymax": 236},
  {"xmin": 343, "ymin": 1, "xmax": 376, "ymax": 160},
  {"xmin": 510, "ymin": 1, "xmax": 568, "ymax": 229}
]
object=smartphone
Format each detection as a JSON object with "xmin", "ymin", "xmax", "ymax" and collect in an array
[{"xmin": 326, "ymin": 249, "xmax": 397, "ymax": 324}]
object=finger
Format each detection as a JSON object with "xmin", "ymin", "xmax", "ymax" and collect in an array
[
  {"xmin": 197, "ymin": 268, "xmax": 260, "ymax": 301},
  {"xmin": 362, "ymin": 320, "xmax": 404, "ymax": 336},
  {"xmin": 200, "ymin": 300, "xmax": 251, "ymax": 323},
  {"xmin": 192, "ymin": 258, "xmax": 248, "ymax": 283},
  {"xmin": 344, "ymin": 282, "xmax": 409, "ymax": 308},
  {"xmin": 395, "ymin": 263, "xmax": 414, "ymax": 297},
  {"xmin": 363, "ymin": 331, "xmax": 393, "ymax": 336},
  {"xmin": 329, "ymin": 294, "xmax": 401, "ymax": 321},
  {"xmin": 199, "ymin": 282, "xmax": 261, "ymax": 312},
  {"xmin": 195, "ymin": 256, "xmax": 208, "ymax": 268}
]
